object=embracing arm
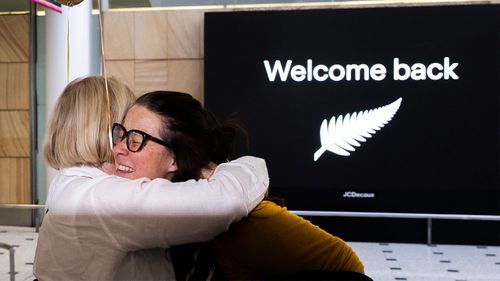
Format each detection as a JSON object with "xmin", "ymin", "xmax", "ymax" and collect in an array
[
  {"xmin": 91, "ymin": 156, "xmax": 269, "ymax": 250},
  {"xmin": 211, "ymin": 201, "xmax": 364, "ymax": 280}
]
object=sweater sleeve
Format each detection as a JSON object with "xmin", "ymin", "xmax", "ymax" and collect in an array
[
  {"xmin": 211, "ymin": 201, "xmax": 364, "ymax": 280},
  {"xmin": 78, "ymin": 156, "xmax": 269, "ymax": 250}
]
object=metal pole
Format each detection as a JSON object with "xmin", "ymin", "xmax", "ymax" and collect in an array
[
  {"xmin": 8, "ymin": 247, "xmax": 15, "ymax": 281},
  {"xmin": 29, "ymin": 0, "xmax": 38, "ymax": 230},
  {"xmin": 427, "ymin": 218, "xmax": 432, "ymax": 245},
  {"xmin": 291, "ymin": 210, "xmax": 500, "ymax": 221},
  {"xmin": 100, "ymin": 0, "xmax": 109, "ymax": 11},
  {"xmin": 0, "ymin": 204, "xmax": 45, "ymax": 210},
  {"xmin": 0, "ymin": 243, "xmax": 16, "ymax": 281}
]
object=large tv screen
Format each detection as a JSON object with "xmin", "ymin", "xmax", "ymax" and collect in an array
[{"xmin": 204, "ymin": 4, "xmax": 500, "ymax": 217}]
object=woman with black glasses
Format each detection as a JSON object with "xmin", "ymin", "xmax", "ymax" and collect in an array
[
  {"xmin": 115, "ymin": 91, "xmax": 370, "ymax": 281},
  {"xmin": 33, "ymin": 76, "xmax": 269, "ymax": 281}
]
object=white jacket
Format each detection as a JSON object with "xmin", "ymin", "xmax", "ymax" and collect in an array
[{"xmin": 33, "ymin": 156, "xmax": 269, "ymax": 280}]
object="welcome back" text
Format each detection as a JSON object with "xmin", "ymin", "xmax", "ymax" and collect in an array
[{"xmin": 263, "ymin": 58, "xmax": 459, "ymax": 82}]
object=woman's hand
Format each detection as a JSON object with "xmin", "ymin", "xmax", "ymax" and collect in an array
[
  {"xmin": 200, "ymin": 162, "xmax": 217, "ymax": 179},
  {"xmin": 100, "ymin": 162, "xmax": 115, "ymax": 175}
]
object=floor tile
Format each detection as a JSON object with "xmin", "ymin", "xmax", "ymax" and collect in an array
[{"xmin": 1, "ymin": 226, "xmax": 500, "ymax": 281}]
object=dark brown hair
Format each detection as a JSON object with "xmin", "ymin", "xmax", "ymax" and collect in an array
[{"xmin": 134, "ymin": 91, "xmax": 245, "ymax": 182}]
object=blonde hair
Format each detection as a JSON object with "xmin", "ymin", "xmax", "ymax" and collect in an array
[{"xmin": 44, "ymin": 76, "xmax": 136, "ymax": 169}]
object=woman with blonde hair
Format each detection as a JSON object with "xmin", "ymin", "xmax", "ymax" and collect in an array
[
  {"xmin": 43, "ymin": 75, "xmax": 134, "ymax": 170},
  {"xmin": 34, "ymin": 76, "xmax": 269, "ymax": 280}
]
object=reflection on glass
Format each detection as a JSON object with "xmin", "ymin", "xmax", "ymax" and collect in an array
[{"xmin": 108, "ymin": 0, "xmax": 338, "ymax": 9}]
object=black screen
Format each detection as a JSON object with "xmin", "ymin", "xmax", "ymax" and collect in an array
[{"xmin": 205, "ymin": 4, "xmax": 500, "ymax": 216}]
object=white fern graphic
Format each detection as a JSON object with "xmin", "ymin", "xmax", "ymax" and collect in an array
[{"xmin": 313, "ymin": 98, "xmax": 402, "ymax": 161}]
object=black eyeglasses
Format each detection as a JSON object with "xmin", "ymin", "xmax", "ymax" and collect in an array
[{"xmin": 112, "ymin": 123, "xmax": 170, "ymax": 152}]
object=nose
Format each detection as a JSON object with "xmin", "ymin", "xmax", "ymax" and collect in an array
[{"xmin": 112, "ymin": 137, "xmax": 129, "ymax": 156}]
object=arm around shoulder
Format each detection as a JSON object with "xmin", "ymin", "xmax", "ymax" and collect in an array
[
  {"xmin": 212, "ymin": 156, "xmax": 269, "ymax": 212},
  {"xmin": 87, "ymin": 157, "xmax": 269, "ymax": 249}
]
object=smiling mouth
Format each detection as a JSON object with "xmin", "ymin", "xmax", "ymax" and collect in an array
[{"xmin": 116, "ymin": 164, "xmax": 134, "ymax": 173}]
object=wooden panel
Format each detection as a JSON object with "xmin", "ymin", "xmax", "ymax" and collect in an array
[
  {"xmin": 103, "ymin": 11, "xmax": 135, "ymax": 60},
  {"xmin": 105, "ymin": 10, "xmax": 205, "ymax": 99},
  {"xmin": 0, "ymin": 111, "xmax": 29, "ymax": 157},
  {"xmin": 0, "ymin": 15, "xmax": 31, "ymax": 206},
  {"xmin": 166, "ymin": 10, "xmax": 204, "ymax": 59},
  {"xmin": 135, "ymin": 11, "xmax": 168, "ymax": 60},
  {"xmin": 0, "ymin": 64, "xmax": 7, "ymax": 109},
  {"xmin": 135, "ymin": 60, "xmax": 168, "ymax": 96},
  {"xmin": 0, "ymin": 158, "xmax": 30, "ymax": 204},
  {"xmin": 107, "ymin": 60, "xmax": 136, "ymax": 94},
  {"xmin": 7, "ymin": 63, "xmax": 29, "ymax": 109},
  {"xmin": 166, "ymin": 60, "xmax": 203, "ymax": 102},
  {"xmin": 0, "ymin": 15, "xmax": 29, "ymax": 62}
]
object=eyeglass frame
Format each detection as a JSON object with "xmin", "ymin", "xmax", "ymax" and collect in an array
[{"xmin": 112, "ymin": 123, "xmax": 171, "ymax": 152}]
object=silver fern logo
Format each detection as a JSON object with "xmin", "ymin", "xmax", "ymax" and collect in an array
[{"xmin": 313, "ymin": 98, "xmax": 402, "ymax": 161}]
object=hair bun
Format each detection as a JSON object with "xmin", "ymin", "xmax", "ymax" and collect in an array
[{"xmin": 210, "ymin": 125, "xmax": 236, "ymax": 163}]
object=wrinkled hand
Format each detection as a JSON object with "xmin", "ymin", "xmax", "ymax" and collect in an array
[{"xmin": 200, "ymin": 162, "xmax": 217, "ymax": 179}]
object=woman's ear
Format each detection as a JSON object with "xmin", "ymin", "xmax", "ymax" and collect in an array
[
  {"xmin": 165, "ymin": 160, "xmax": 178, "ymax": 181},
  {"xmin": 167, "ymin": 157, "xmax": 178, "ymax": 173}
]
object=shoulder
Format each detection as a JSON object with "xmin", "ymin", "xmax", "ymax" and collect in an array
[
  {"xmin": 241, "ymin": 200, "xmax": 312, "ymax": 234},
  {"xmin": 250, "ymin": 200, "xmax": 287, "ymax": 217}
]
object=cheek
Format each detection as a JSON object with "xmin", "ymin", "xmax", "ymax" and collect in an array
[
  {"xmin": 140, "ymin": 152, "xmax": 172, "ymax": 179},
  {"xmin": 128, "ymin": 153, "xmax": 155, "ymax": 178},
  {"xmin": 159, "ymin": 152, "xmax": 176, "ymax": 173}
]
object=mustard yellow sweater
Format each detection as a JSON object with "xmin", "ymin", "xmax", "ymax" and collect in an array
[{"xmin": 211, "ymin": 200, "xmax": 364, "ymax": 280}]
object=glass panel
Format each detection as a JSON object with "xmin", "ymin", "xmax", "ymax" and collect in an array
[
  {"xmin": 108, "ymin": 0, "xmax": 340, "ymax": 9},
  {"xmin": 0, "ymin": 0, "xmax": 29, "ymax": 13},
  {"xmin": 0, "ymin": 0, "xmax": 383, "ymax": 12}
]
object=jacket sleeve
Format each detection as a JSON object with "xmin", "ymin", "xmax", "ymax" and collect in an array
[
  {"xmin": 211, "ymin": 201, "xmax": 364, "ymax": 280},
  {"xmin": 88, "ymin": 156, "xmax": 269, "ymax": 251}
]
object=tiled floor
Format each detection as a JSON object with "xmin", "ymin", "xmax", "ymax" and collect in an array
[
  {"xmin": 349, "ymin": 242, "xmax": 500, "ymax": 281},
  {"xmin": 0, "ymin": 226, "xmax": 38, "ymax": 281},
  {"xmin": 0, "ymin": 225, "xmax": 499, "ymax": 281}
]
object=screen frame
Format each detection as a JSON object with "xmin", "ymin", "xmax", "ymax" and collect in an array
[{"xmin": 204, "ymin": 4, "xmax": 500, "ymax": 220}]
